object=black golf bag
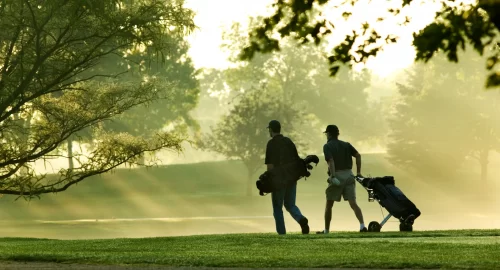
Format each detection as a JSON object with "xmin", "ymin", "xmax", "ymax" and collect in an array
[
  {"xmin": 356, "ymin": 176, "xmax": 421, "ymax": 232},
  {"xmin": 256, "ymin": 155, "xmax": 320, "ymax": 196}
]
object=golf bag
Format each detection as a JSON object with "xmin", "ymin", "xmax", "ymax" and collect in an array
[
  {"xmin": 356, "ymin": 176, "xmax": 421, "ymax": 232},
  {"xmin": 256, "ymin": 155, "xmax": 320, "ymax": 196}
]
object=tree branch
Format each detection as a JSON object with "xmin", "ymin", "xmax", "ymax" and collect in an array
[{"xmin": 0, "ymin": 132, "xmax": 183, "ymax": 196}]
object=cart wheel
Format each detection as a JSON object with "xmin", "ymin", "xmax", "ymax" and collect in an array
[
  {"xmin": 399, "ymin": 223, "xmax": 413, "ymax": 232},
  {"xmin": 368, "ymin": 221, "xmax": 381, "ymax": 232}
]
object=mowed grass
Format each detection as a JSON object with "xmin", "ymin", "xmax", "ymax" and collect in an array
[
  {"xmin": 0, "ymin": 154, "xmax": 498, "ymax": 268},
  {"xmin": 0, "ymin": 230, "xmax": 499, "ymax": 269}
]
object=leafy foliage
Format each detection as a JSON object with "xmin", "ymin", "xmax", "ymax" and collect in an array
[
  {"xmin": 223, "ymin": 20, "xmax": 383, "ymax": 145},
  {"xmin": 0, "ymin": 0, "xmax": 195, "ymax": 197},
  {"xmin": 98, "ymin": 34, "xmax": 200, "ymax": 140},
  {"xmin": 198, "ymin": 19, "xmax": 389, "ymax": 197},
  {"xmin": 240, "ymin": 0, "xmax": 500, "ymax": 88},
  {"xmin": 200, "ymin": 18, "xmax": 391, "ymax": 194}
]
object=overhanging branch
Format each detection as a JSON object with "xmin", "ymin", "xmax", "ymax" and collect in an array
[
  {"xmin": 479, "ymin": 0, "xmax": 500, "ymax": 30},
  {"xmin": 0, "ymin": 133, "xmax": 183, "ymax": 196}
]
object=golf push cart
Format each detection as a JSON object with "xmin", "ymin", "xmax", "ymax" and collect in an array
[{"xmin": 355, "ymin": 175, "xmax": 421, "ymax": 232}]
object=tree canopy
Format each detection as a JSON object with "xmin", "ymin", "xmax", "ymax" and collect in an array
[
  {"xmin": 219, "ymin": 19, "xmax": 384, "ymax": 146},
  {"xmin": 240, "ymin": 0, "xmax": 500, "ymax": 88},
  {"xmin": 0, "ymin": 0, "xmax": 196, "ymax": 197},
  {"xmin": 99, "ymin": 33, "xmax": 200, "ymax": 140}
]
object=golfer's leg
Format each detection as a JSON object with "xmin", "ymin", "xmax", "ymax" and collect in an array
[
  {"xmin": 283, "ymin": 182, "xmax": 304, "ymax": 222},
  {"xmin": 271, "ymin": 188, "xmax": 286, "ymax": 234},
  {"xmin": 324, "ymin": 200, "xmax": 334, "ymax": 233},
  {"xmin": 345, "ymin": 183, "xmax": 365, "ymax": 226},
  {"xmin": 323, "ymin": 185, "xmax": 340, "ymax": 233}
]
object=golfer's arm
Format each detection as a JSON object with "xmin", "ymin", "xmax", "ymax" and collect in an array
[
  {"xmin": 327, "ymin": 159, "xmax": 335, "ymax": 178},
  {"xmin": 355, "ymin": 153, "xmax": 361, "ymax": 175},
  {"xmin": 265, "ymin": 143, "xmax": 273, "ymax": 171}
]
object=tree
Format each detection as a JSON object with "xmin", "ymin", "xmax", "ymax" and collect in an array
[
  {"xmin": 239, "ymin": 0, "xmax": 500, "ymax": 89},
  {"xmin": 221, "ymin": 19, "xmax": 383, "ymax": 148},
  {"xmin": 199, "ymin": 19, "xmax": 386, "ymax": 195},
  {"xmin": 387, "ymin": 49, "xmax": 500, "ymax": 183},
  {"xmin": 63, "ymin": 41, "xmax": 200, "ymax": 168},
  {"xmin": 98, "ymin": 30, "xmax": 200, "ymax": 166},
  {"xmin": 0, "ymin": 0, "xmax": 195, "ymax": 197},
  {"xmin": 55, "ymin": 0, "xmax": 200, "ymax": 168},
  {"xmin": 387, "ymin": 63, "xmax": 470, "ymax": 178},
  {"xmin": 199, "ymin": 87, "xmax": 308, "ymax": 196}
]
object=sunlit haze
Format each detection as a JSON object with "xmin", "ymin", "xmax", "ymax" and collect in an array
[{"xmin": 1, "ymin": 0, "xmax": 499, "ymax": 242}]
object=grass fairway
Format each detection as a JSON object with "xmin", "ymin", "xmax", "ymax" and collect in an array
[
  {"xmin": 0, "ymin": 153, "xmax": 498, "ymax": 239},
  {"xmin": 0, "ymin": 230, "xmax": 499, "ymax": 269},
  {"xmin": 0, "ymin": 153, "xmax": 498, "ymax": 269}
]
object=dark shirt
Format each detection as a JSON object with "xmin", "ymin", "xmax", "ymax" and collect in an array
[
  {"xmin": 265, "ymin": 135, "xmax": 300, "ymax": 166},
  {"xmin": 323, "ymin": 138, "xmax": 359, "ymax": 171}
]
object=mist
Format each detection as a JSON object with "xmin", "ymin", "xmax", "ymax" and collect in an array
[
  {"xmin": 2, "ymin": 49, "xmax": 499, "ymax": 239},
  {"xmin": 0, "ymin": 1, "xmax": 499, "ymax": 240}
]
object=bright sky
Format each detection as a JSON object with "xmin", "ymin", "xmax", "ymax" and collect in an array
[
  {"xmin": 183, "ymin": 0, "xmax": 446, "ymax": 78},
  {"xmin": 183, "ymin": 0, "xmax": 273, "ymax": 69}
]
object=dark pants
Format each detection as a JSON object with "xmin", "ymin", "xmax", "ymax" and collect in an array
[{"xmin": 271, "ymin": 182, "xmax": 305, "ymax": 234}]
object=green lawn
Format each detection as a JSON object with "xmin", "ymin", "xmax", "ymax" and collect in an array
[
  {"xmin": 0, "ymin": 230, "xmax": 499, "ymax": 269},
  {"xmin": 0, "ymin": 154, "xmax": 498, "ymax": 268}
]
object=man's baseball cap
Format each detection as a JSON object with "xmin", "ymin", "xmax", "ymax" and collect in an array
[
  {"xmin": 267, "ymin": 120, "xmax": 281, "ymax": 131},
  {"xmin": 323, "ymin": 125, "xmax": 339, "ymax": 135}
]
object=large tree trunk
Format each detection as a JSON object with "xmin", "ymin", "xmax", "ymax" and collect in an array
[{"xmin": 67, "ymin": 137, "xmax": 74, "ymax": 170}]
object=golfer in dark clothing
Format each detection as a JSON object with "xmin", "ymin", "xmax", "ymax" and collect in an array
[
  {"xmin": 265, "ymin": 120, "xmax": 309, "ymax": 235},
  {"xmin": 317, "ymin": 125, "xmax": 367, "ymax": 234}
]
